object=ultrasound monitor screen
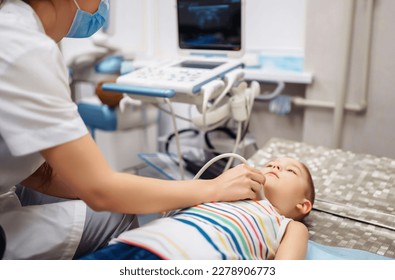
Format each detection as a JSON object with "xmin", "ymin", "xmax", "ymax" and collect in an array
[{"xmin": 177, "ymin": 0, "xmax": 242, "ymax": 51}]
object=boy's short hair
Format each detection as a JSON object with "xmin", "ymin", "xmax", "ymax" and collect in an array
[{"xmin": 300, "ymin": 161, "xmax": 315, "ymax": 220}]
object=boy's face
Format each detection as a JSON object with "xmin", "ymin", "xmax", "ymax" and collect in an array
[{"xmin": 261, "ymin": 157, "xmax": 310, "ymax": 219}]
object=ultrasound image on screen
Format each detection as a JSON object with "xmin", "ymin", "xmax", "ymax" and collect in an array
[{"xmin": 177, "ymin": 0, "xmax": 242, "ymax": 51}]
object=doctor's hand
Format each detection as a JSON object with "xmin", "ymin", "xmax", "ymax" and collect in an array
[{"xmin": 209, "ymin": 164, "xmax": 265, "ymax": 202}]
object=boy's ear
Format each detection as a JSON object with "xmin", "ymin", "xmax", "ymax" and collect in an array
[{"xmin": 296, "ymin": 199, "xmax": 312, "ymax": 215}]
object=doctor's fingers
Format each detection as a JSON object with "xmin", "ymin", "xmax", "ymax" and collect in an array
[
  {"xmin": 248, "ymin": 179, "xmax": 264, "ymax": 198},
  {"xmin": 241, "ymin": 164, "xmax": 266, "ymax": 185}
]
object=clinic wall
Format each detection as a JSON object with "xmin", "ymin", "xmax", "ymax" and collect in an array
[
  {"xmin": 303, "ymin": 0, "xmax": 395, "ymax": 158},
  {"xmin": 241, "ymin": 0, "xmax": 308, "ymax": 149}
]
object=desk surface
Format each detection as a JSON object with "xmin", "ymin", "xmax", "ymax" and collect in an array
[{"xmin": 244, "ymin": 68, "xmax": 313, "ymax": 84}]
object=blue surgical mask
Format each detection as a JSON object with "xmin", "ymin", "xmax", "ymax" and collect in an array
[{"xmin": 66, "ymin": 0, "xmax": 109, "ymax": 38}]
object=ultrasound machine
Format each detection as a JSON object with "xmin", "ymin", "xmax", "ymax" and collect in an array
[{"xmin": 103, "ymin": 0, "xmax": 246, "ymax": 104}]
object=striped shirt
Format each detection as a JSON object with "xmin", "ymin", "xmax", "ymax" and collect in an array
[{"xmin": 113, "ymin": 199, "xmax": 291, "ymax": 260}]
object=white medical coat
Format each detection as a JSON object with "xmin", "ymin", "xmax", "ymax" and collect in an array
[{"xmin": 0, "ymin": 0, "xmax": 89, "ymax": 259}]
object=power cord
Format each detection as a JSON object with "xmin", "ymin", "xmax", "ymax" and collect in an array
[
  {"xmin": 165, "ymin": 129, "xmax": 230, "ymax": 180},
  {"xmin": 193, "ymin": 153, "xmax": 249, "ymax": 179},
  {"xmin": 204, "ymin": 127, "xmax": 237, "ymax": 150},
  {"xmin": 165, "ymin": 129, "xmax": 200, "ymax": 157},
  {"xmin": 223, "ymin": 122, "xmax": 243, "ymax": 172}
]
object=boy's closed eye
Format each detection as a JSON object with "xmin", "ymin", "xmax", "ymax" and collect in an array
[{"xmin": 287, "ymin": 169, "xmax": 297, "ymax": 174}]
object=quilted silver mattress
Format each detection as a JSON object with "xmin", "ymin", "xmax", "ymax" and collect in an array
[{"xmin": 248, "ymin": 138, "xmax": 395, "ymax": 258}]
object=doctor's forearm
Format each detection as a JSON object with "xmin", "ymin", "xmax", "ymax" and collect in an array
[
  {"xmin": 79, "ymin": 165, "xmax": 263, "ymax": 214},
  {"xmin": 76, "ymin": 172, "xmax": 213, "ymax": 214}
]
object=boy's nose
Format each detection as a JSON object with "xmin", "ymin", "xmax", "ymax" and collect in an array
[{"xmin": 271, "ymin": 164, "xmax": 280, "ymax": 170}]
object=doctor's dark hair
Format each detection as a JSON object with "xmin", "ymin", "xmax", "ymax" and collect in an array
[
  {"xmin": 36, "ymin": 162, "xmax": 54, "ymax": 190},
  {"xmin": 41, "ymin": 162, "xmax": 53, "ymax": 187}
]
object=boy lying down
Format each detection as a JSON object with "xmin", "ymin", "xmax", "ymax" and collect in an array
[{"xmin": 81, "ymin": 157, "xmax": 315, "ymax": 260}]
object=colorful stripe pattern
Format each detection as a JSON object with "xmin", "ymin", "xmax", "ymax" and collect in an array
[
  {"xmin": 115, "ymin": 200, "xmax": 291, "ymax": 260},
  {"xmin": 172, "ymin": 200, "xmax": 289, "ymax": 260}
]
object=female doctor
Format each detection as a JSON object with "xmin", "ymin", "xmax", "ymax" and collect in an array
[{"xmin": 0, "ymin": 0, "xmax": 265, "ymax": 259}]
